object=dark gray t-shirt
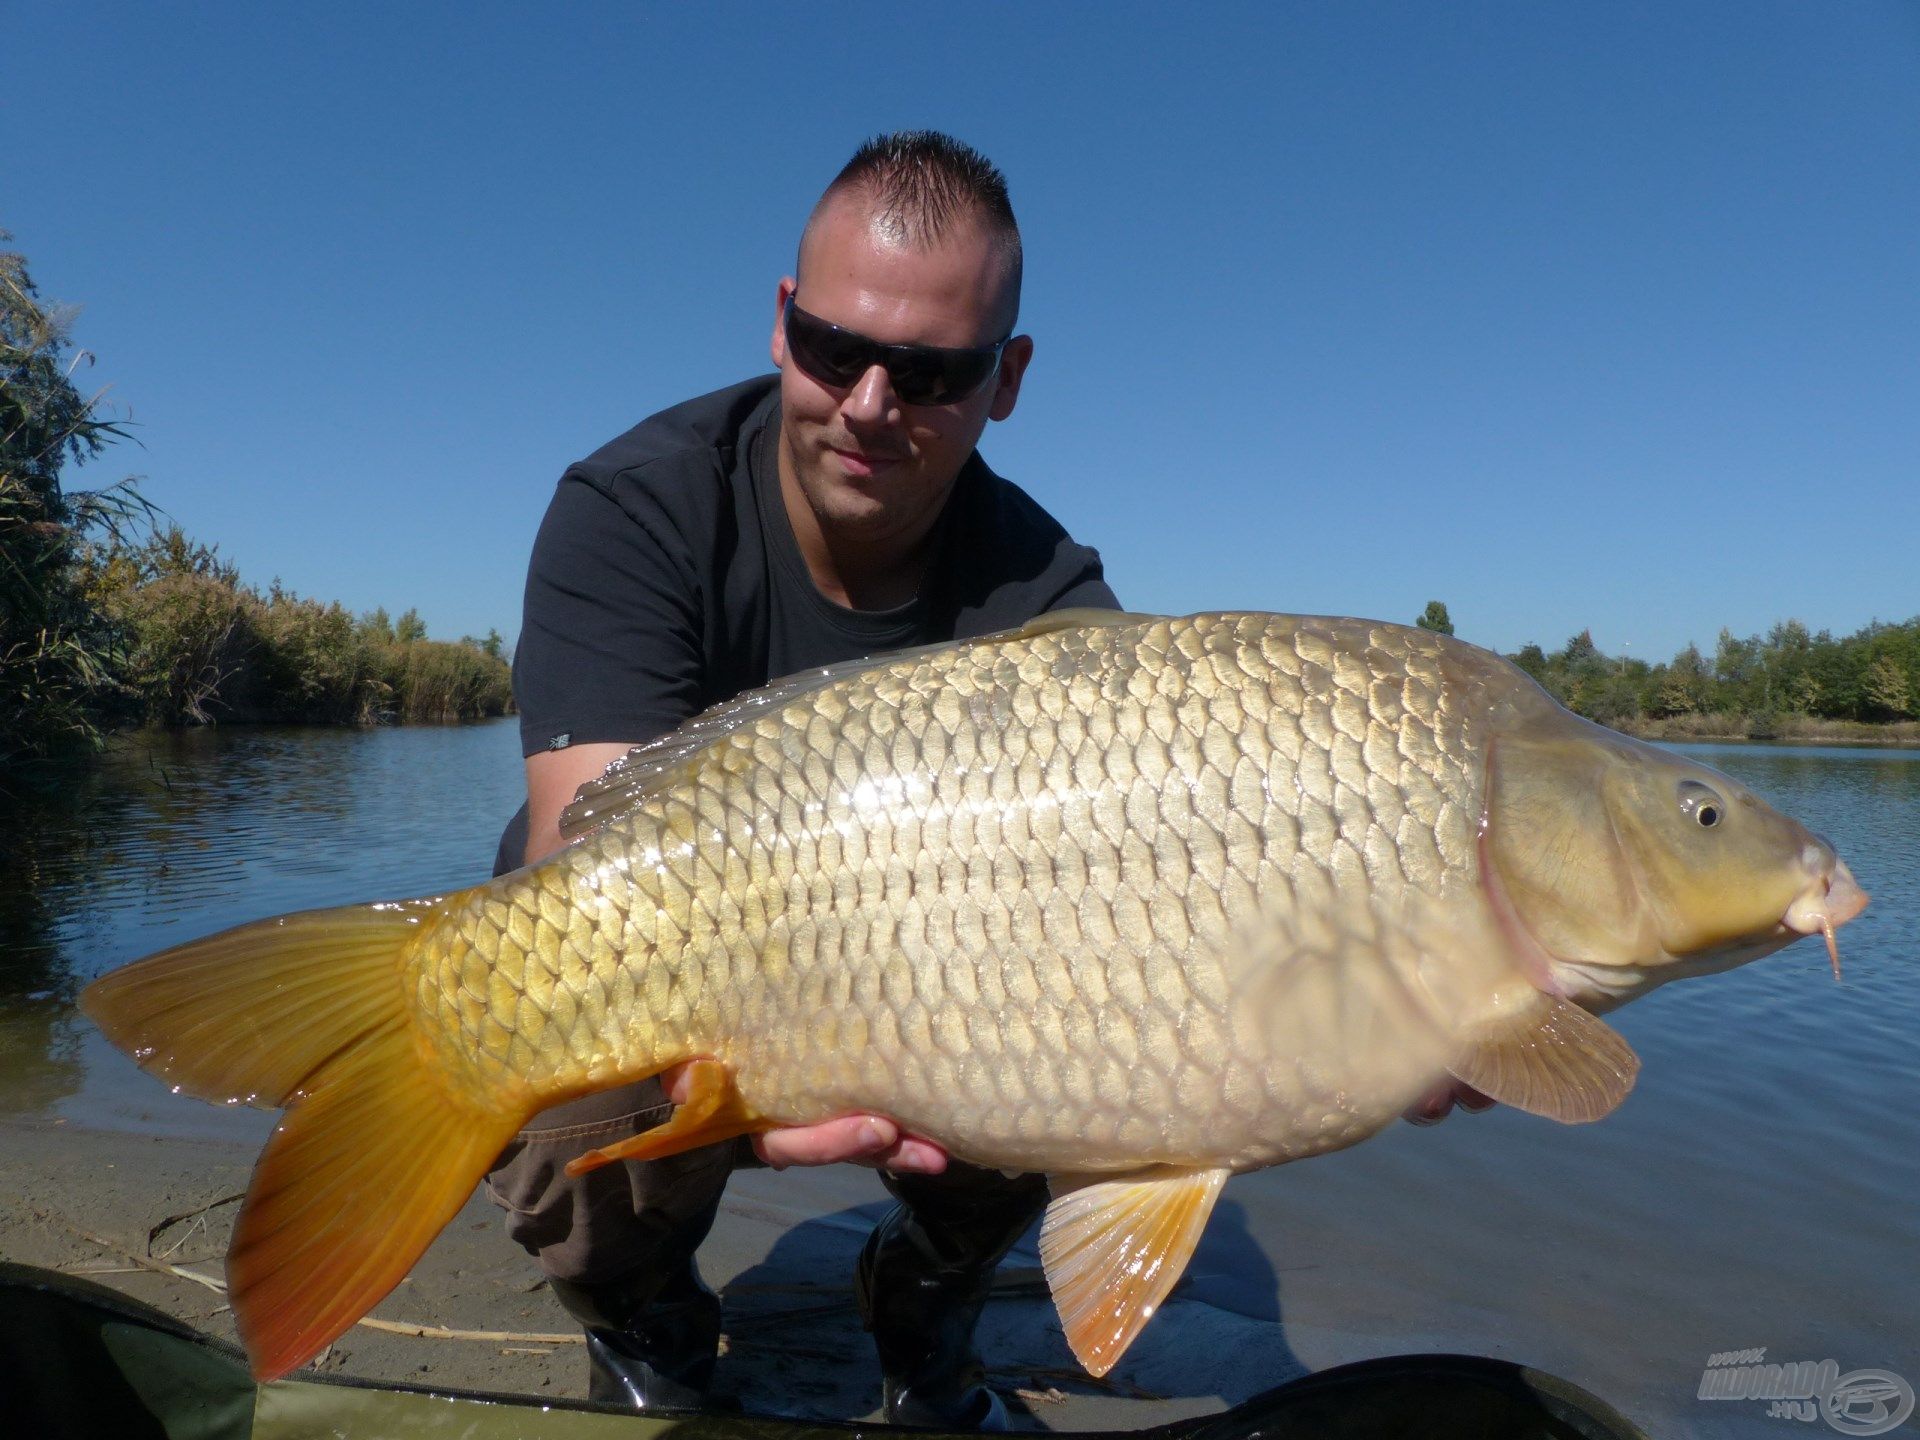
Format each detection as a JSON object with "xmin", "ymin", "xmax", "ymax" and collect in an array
[{"xmin": 497, "ymin": 375, "xmax": 1116, "ymax": 872}]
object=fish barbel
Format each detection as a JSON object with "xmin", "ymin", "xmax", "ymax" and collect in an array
[{"xmin": 82, "ymin": 610, "xmax": 1867, "ymax": 1381}]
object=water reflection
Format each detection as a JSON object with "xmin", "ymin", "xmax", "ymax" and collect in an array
[
  {"xmin": 0, "ymin": 761, "xmax": 137, "ymax": 1117},
  {"xmin": 0, "ymin": 721, "xmax": 524, "ymax": 1124}
]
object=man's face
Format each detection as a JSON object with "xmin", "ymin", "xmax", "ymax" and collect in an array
[{"xmin": 770, "ymin": 197, "xmax": 1032, "ymax": 556}]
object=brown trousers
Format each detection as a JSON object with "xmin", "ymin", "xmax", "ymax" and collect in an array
[{"xmin": 484, "ymin": 1076, "xmax": 1049, "ymax": 1286}]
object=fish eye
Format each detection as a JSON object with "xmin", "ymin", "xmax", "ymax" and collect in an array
[{"xmin": 1678, "ymin": 780, "xmax": 1725, "ymax": 829}]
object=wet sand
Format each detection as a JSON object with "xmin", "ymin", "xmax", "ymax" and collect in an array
[{"xmin": 0, "ymin": 1115, "xmax": 1277, "ymax": 1431}]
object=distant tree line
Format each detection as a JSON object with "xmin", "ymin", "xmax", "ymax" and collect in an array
[
  {"xmin": 1406, "ymin": 601, "xmax": 1920, "ymax": 734},
  {"xmin": 1507, "ymin": 619, "xmax": 1920, "ymax": 731},
  {"xmin": 2, "ymin": 237, "xmax": 511, "ymax": 777}
]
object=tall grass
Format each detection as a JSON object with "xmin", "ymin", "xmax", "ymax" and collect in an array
[
  {"xmin": 380, "ymin": 634, "xmax": 513, "ymax": 721},
  {"xmin": 100, "ymin": 529, "xmax": 511, "ymax": 727}
]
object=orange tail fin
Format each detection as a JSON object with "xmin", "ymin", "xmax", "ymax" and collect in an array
[{"xmin": 81, "ymin": 895, "xmax": 529, "ymax": 1381}]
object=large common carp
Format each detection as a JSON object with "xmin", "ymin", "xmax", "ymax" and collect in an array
[{"xmin": 82, "ymin": 611, "xmax": 1867, "ymax": 1383}]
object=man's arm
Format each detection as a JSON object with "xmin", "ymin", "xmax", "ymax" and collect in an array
[{"xmin": 524, "ymin": 743, "xmax": 636, "ymax": 868}]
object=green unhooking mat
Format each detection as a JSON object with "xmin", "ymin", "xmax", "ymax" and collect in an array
[{"xmin": 0, "ymin": 1261, "xmax": 1648, "ymax": 1440}]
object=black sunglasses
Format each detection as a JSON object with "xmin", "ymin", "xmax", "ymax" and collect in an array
[{"xmin": 782, "ymin": 296, "xmax": 1010, "ymax": 407}]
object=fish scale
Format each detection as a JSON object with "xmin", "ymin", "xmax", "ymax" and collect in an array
[{"xmin": 406, "ymin": 613, "xmax": 1490, "ymax": 1171}]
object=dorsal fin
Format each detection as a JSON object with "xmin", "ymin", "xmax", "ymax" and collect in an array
[
  {"xmin": 557, "ymin": 608, "xmax": 1155, "ymax": 843},
  {"xmin": 1003, "ymin": 606, "xmax": 1155, "ymax": 637}
]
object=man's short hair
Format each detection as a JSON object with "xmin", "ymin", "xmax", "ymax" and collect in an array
[{"xmin": 806, "ymin": 131, "xmax": 1023, "ymax": 323}]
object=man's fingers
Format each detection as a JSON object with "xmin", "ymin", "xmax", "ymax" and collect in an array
[
  {"xmin": 751, "ymin": 1115, "xmax": 949, "ymax": 1174},
  {"xmin": 880, "ymin": 1135, "xmax": 949, "ymax": 1174},
  {"xmin": 659, "ymin": 1064, "xmax": 948, "ymax": 1174},
  {"xmin": 1454, "ymin": 1084, "xmax": 1496, "ymax": 1114},
  {"xmin": 1402, "ymin": 1084, "xmax": 1455, "ymax": 1126},
  {"xmin": 755, "ymin": 1115, "xmax": 897, "ymax": 1169},
  {"xmin": 1403, "ymin": 1078, "xmax": 1500, "ymax": 1126},
  {"xmin": 662, "ymin": 1061, "xmax": 694, "ymax": 1105}
]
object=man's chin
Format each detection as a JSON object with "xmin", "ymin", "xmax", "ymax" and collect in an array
[
  {"xmin": 806, "ymin": 463, "xmax": 903, "ymax": 515},
  {"xmin": 814, "ymin": 493, "xmax": 899, "ymax": 535}
]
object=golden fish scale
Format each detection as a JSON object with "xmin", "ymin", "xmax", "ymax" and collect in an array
[{"xmin": 409, "ymin": 614, "xmax": 1506, "ymax": 1172}]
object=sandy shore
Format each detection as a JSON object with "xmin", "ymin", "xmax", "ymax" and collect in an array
[{"xmin": 0, "ymin": 1115, "xmax": 1275, "ymax": 1429}]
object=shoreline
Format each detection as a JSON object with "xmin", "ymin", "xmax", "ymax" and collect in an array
[
  {"xmin": 0, "ymin": 1115, "xmax": 1246, "ymax": 1430},
  {"xmin": 1612, "ymin": 717, "xmax": 1920, "ymax": 748}
]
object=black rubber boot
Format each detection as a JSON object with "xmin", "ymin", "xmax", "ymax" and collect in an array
[
  {"xmin": 549, "ymin": 1261, "xmax": 724, "ymax": 1411},
  {"xmin": 854, "ymin": 1166, "xmax": 1049, "ymax": 1430}
]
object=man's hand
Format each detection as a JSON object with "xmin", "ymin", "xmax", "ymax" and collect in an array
[
  {"xmin": 1402, "ymin": 1078, "xmax": 1497, "ymax": 1126},
  {"xmin": 659, "ymin": 1062, "xmax": 948, "ymax": 1174}
]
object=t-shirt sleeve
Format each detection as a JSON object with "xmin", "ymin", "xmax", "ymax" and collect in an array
[
  {"xmin": 1047, "ymin": 571, "xmax": 1122, "ymax": 613},
  {"xmin": 513, "ymin": 472, "xmax": 707, "ymax": 758}
]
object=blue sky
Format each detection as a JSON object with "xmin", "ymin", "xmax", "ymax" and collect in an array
[{"xmin": 8, "ymin": 3, "xmax": 1916, "ymax": 664}]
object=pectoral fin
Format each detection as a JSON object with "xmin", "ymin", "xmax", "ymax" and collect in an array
[
  {"xmin": 1039, "ymin": 1166, "xmax": 1229, "ymax": 1377},
  {"xmin": 1448, "ymin": 996, "xmax": 1639, "ymax": 1123},
  {"xmin": 565, "ymin": 1059, "xmax": 767, "ymax": 1175}
]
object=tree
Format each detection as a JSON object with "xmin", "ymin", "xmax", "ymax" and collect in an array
[
  {"xmin": 1864, "ymin": 656, "xmax": 1912, "ymax": 719},
  {"xmin": 1, "ymin": 235, "xmax": 144, "ymax": 769},
  {"xmin": 1714, "ymin": 628, "xmax": 1759, "ymax": 689},
  {"xmin": 1788, "ymin": 671, "xmax": 1823, "ymax": 715},
  {"xmin": 458, "ymin": 629, "xmax": 507, "ymax": 660},
  {"xmin": 1655, "ymin": 644, "xmax": 1711, "ymax": 716},
  {"xmin": 393, "ymin": 608, "xmax": 427, "ymax": 644},
  {"xmin": 1415, "ymin": 600, "xmax": 1454, "ymax": 636}
]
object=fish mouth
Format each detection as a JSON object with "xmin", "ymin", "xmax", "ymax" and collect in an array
[{"xmin": 1782, "ymin": 858, "xmax": 1869, "ymax": 979}]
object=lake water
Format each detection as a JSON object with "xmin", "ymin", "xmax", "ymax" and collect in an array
[
  {"xmin": 0, "ymin": 722, "xmax": 525, "ymax": 1134},
  {"xmin": 1, "ymin": 721, "xmax": 1914, "ymax": 1433}
]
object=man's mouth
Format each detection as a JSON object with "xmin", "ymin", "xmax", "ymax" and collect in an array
[{"xmin": 829, "ymin": 445, "xmax": 901, "ymax": 477}]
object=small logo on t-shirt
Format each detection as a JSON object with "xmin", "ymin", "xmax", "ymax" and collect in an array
[{"xmin": 548, "ymin": 732, "xmax": 572, "ymax": 751}]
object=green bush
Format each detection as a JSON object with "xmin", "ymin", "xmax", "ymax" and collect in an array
[
  {"xmin": 107, "ymin": 570, "xmax": 253, "ymax": 725},
  {"xmin": 251, "ymin": 587, "xmax": 384, "ymax": 723},
  {"xmin": 380, "ymin": 637, "xmax": 514, "ymax": 722}
]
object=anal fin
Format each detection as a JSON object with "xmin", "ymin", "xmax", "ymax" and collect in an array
[
  {"xmin": 1039, "ymin": 1166, "xmax": 1229, "ymax": 1377},
  {"xmin": 565, "ymin": 1059, "xmax": 767, "ymax": 1175},
  {"xmin": 1448, "ymin": 995, "xmax": 1639, "ymax": 1124}
]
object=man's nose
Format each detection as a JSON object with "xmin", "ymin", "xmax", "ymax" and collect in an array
[{"xmin": 841, "ymin": 364, "xmax": 902, "ymax": 427}]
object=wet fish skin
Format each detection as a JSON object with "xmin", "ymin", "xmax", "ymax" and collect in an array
[
  {"xmin": 412, "ymin": 614, "xmax": 1498, "ymax": 1172},
  {"xmin": 81, "ymin": 610, "xmax": 1866, "ymax": 1382},
  {"xmin": 414, "ymin": 612, "xmax": 1849, "ymax": 1168}
]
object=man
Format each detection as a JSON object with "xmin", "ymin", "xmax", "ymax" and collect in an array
[{"xmin": 488, "ymin": 132, "xmax": 1116, "ymax": 1426}]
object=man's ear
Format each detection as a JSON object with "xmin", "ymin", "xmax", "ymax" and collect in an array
[
  {"xmin": 988, "ymin": 335, "xmax": 1033, "ymax": 423},
  {"xmin": 770, "ymin": 277, "xmax": 797, "ymax": 369}
]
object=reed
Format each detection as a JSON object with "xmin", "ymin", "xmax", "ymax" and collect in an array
[{"xmin": 100, "ymin": 546, "xmax": 514, "ymax": 728}]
